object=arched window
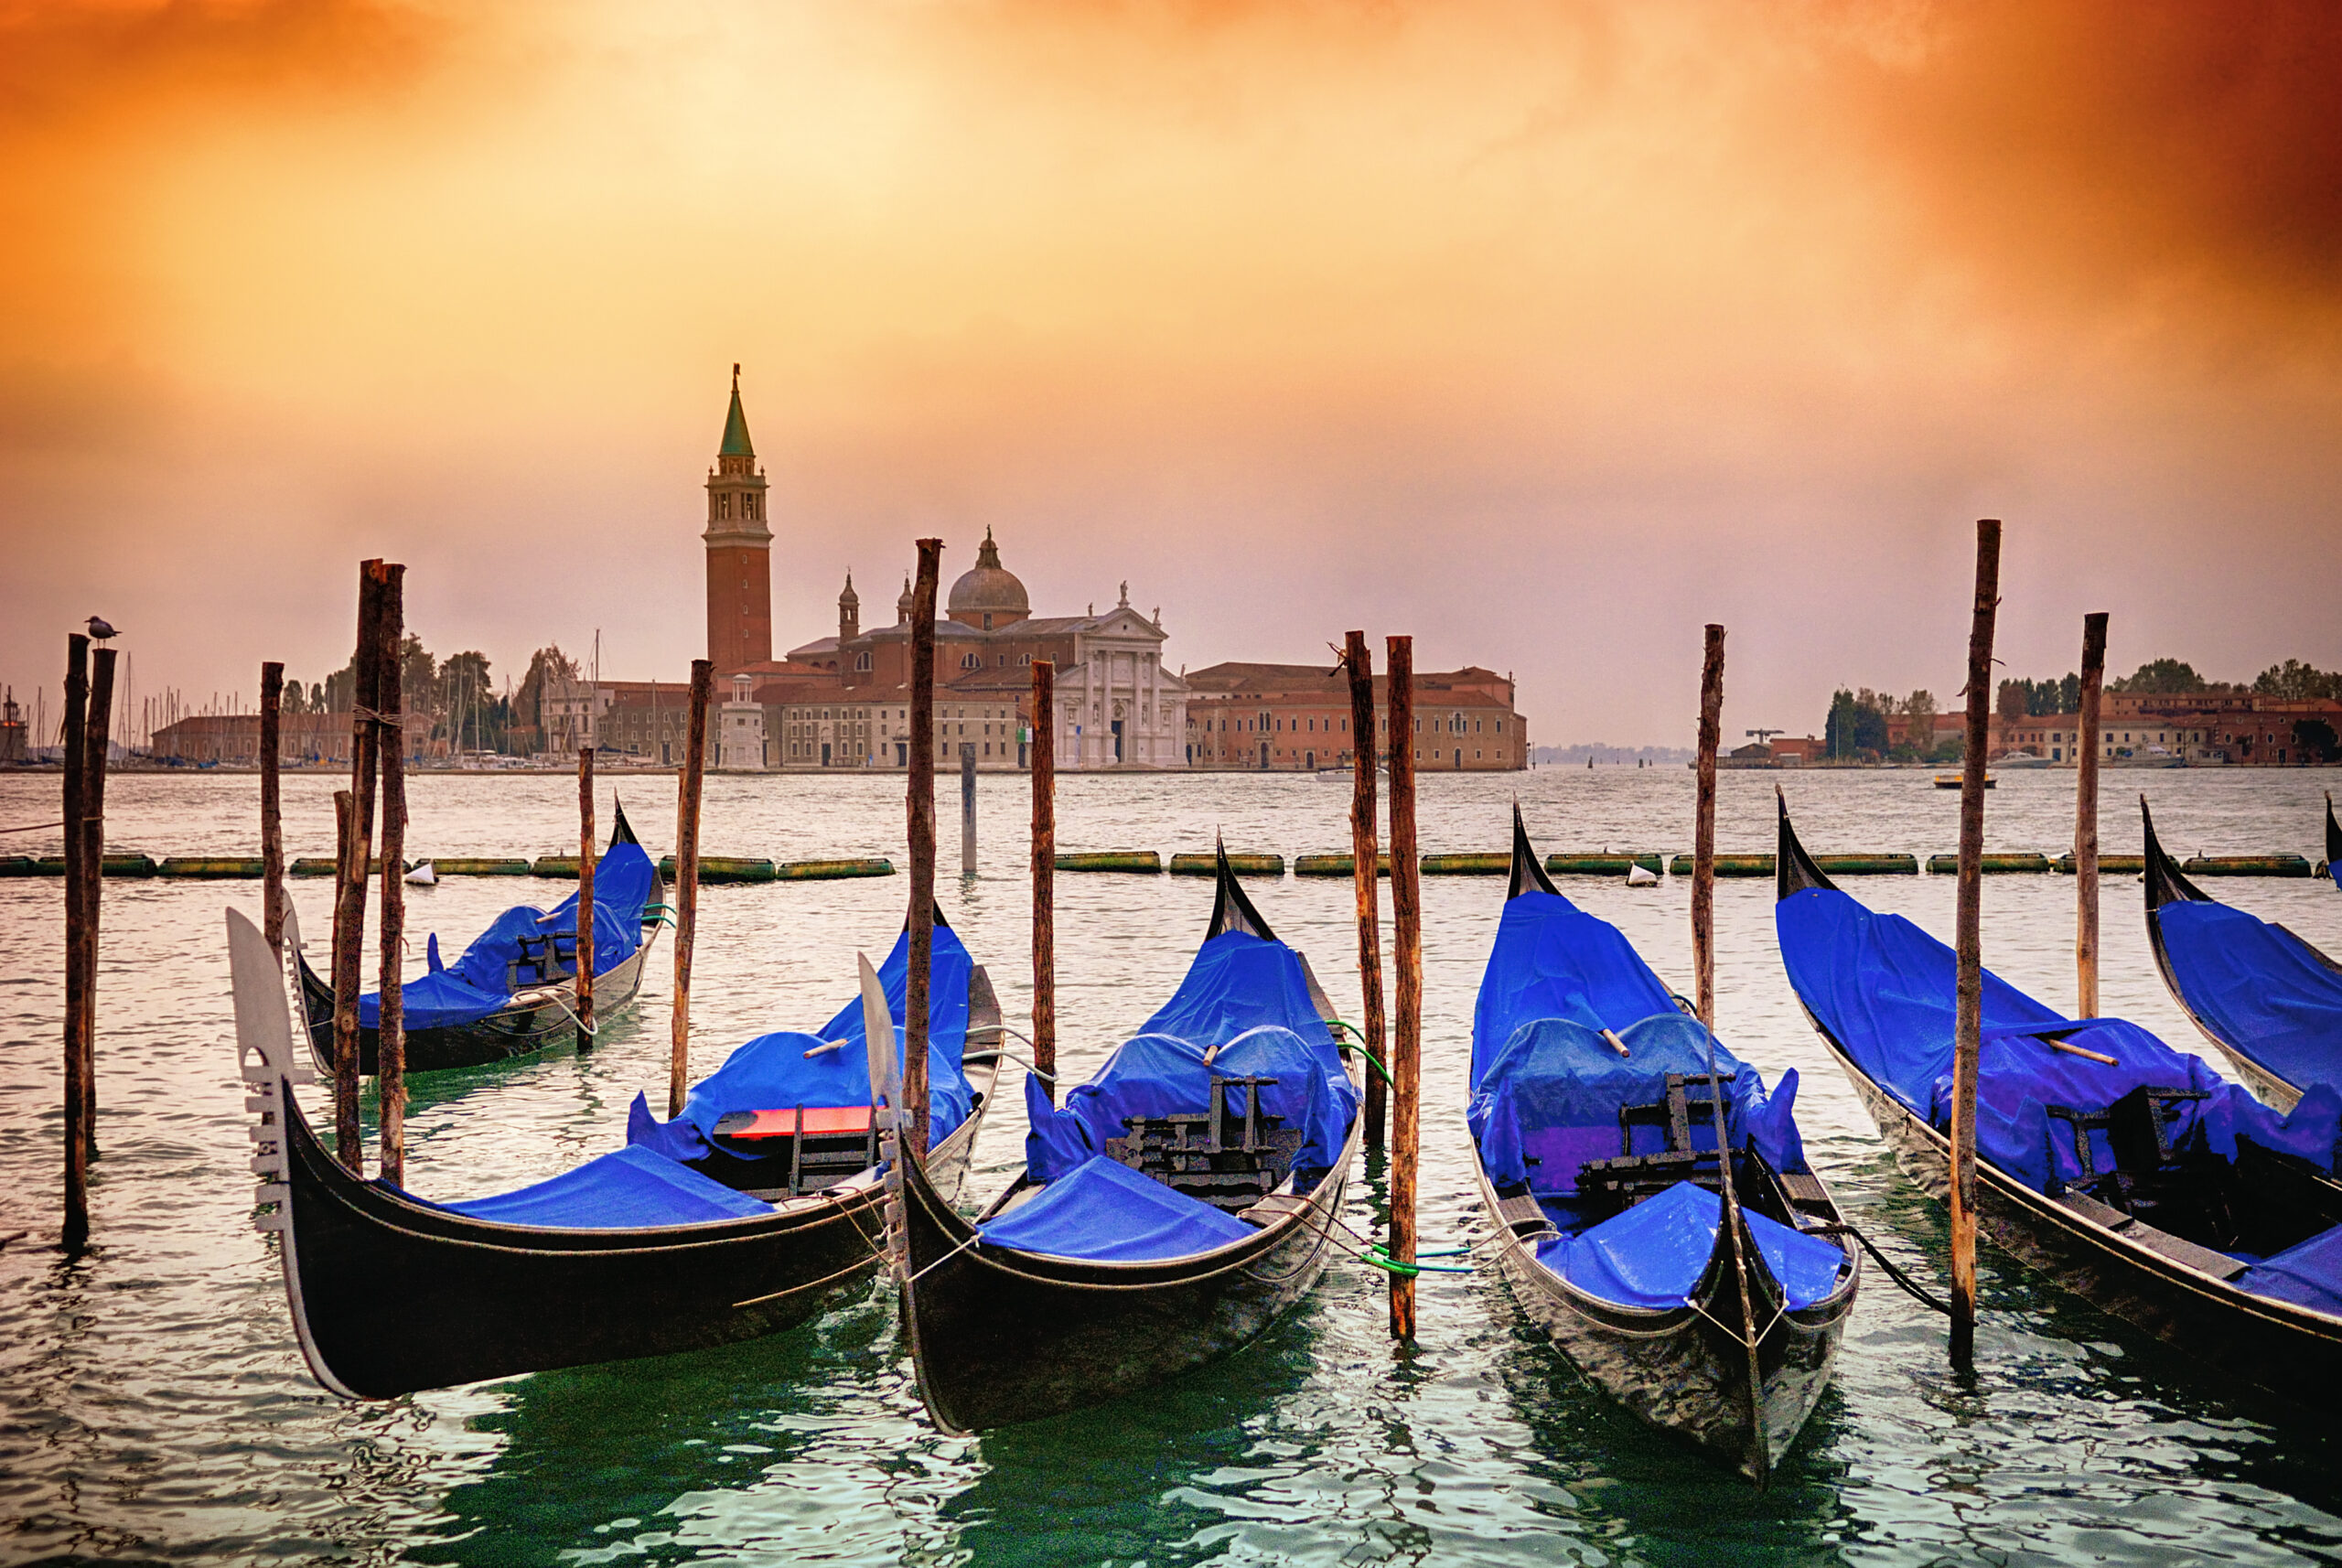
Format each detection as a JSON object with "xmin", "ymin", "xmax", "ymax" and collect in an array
[
  {"xmin": 961, "ymin": 652, "xmax": 980, "ymax": 670},
  {"xmin": 854, "ymin": 651, "xmax": 872, "ymax": 672}
]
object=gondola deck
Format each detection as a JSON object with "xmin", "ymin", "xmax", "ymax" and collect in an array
[{"xmin": 1777, "ymin": 797, "xmax": 2342, "ymax": 1408}]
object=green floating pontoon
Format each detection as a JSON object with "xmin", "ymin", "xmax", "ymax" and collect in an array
[
  {"xmin": 1924, "ymin": 853, "xmax": 2051, "ymax": 875},
  {"xmin": 1543, "ymin": 853, "xmax": 1665, "ymax": 876},
  {"xmin": 1294, "ymin": 853, "xmax": 1391, "ymax": 877},
  {"xmin": 2181, "ymin": 854, "xmax": 2314, "ymax": 879},
  {"xmin": 158, "ymin": 856, "xmax": 265, "ymax": 878},
  {"xmin": 1419, "ymin": 854, "xmax": 1509, "ymax": 875},
  {"xmin": 1168, "ymin": 852, "xmax": 1283, "ymax": 876},
  {"xmin": 2054, "ymin": 854, "xmax": 2146, "ymax": 875},
  {"xmin": 1054, "ymin": 852, "xmax": 1164, "ymax": 874},
  {"xmin": 1665, "ymin": 854, "xmax": 1774, "ymax": 877}
]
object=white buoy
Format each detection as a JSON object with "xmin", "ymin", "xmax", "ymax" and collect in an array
[
  {"xmin": 1626, "ymin": 862, "xmax": 1659, "ymax": 887},
  {"xmin": 404, "ymin": 860, "xmax": 436, "ymax": 886}
]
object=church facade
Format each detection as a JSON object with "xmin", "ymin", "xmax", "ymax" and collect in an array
[{"xmin": 587, "ymin": 369, "xmax": 1189, "ymax": 771}]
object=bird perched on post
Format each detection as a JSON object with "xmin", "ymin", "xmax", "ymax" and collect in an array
[{"xmin": 85, "ymin": 617, "xmax": 117, "ymax": 643}]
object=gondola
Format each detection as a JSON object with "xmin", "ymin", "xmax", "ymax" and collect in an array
[
  {"xmin": 2142, "ymin": 799, "xmax": 2342, "ymax": 1112},
  {"xmin": 1466, "ymin": 808, "xmax": 1856, "ymax": 1485},
  {"xmin": 894, "ymin": 843, "xmax": 1363, "ymax": 1433},
  {"xmin": 293, "ymin": 799, "xmax": 664, "ymax": 1076},
  {"xmin": 231, "ymin": 905, "xmax": 1001, "ymax": 1400},
  {"xmin": 1775, "ymin": 793, "xmax": 2342, "ymax": 1406},
  {"xmin": 2326, "ymin": 792, "xmax": 2341, "ymax": 891}
]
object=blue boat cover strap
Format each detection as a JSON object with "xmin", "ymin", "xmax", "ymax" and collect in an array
[
  {"xmin": 1778, "ymin": 882, "xmax": 2342, "ymax": 1314},
  {"xmin": 2156, "ymin": 899, "xmax": 2342, "ymax": 1096},
  {"xmin": 977, "ymin": 1155, "xmax": 1257, "ymax": 1262},
  {"xmin": 358, "ymin": 841, "xmax": 658, "ymax": 1030},
  {"xmin": 1469, "ymin": 1014, "xmax": 1806, "ymax": 1193},
  {"xmin": 1472, "ymin": 891, "xmax": 1681, "ymax": 1091},
  {"xmin": 1023, "ymin": 932, "xmax": 1357, "ymax": 1183},
  {"xmin": 1535, "ymin": 1179, "xmax": 1845, "ymax": 1312},
  {"xmin": 425, "ymin": 1144, "xmax": 772, "ymax": 1229},
  {"xmin": 628, "ymin": 923, "xmax": 976, "ymax": 1164}
]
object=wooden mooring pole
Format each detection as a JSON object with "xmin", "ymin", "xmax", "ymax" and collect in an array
[
  {"xmin": 60, "ymin": 633, "xmax": 90, "ymax": 1250},
  {"xmin": 575, "ymin": 746, "xmax": 596, "ymax": 1054},
  {"xmin": 1030, "ymin": 659, "xmax": 1057, "ymax": 1102},
  {"xmin": 906, "ymin": 539, "xmax": 943, "ymax": 1161},
  {"xmin": 2074, "ymin": 611, "xmax": 2109, "ymax": 1018},
  {"xmin": 260, "ymin": 662, "xmax": 286, "ymax": 958},
  {"xmin": 1950, "ymin": 519, "xmax": 2003, "ymax": 1369},
  {"xmin": 1385, "ymin": 633, "xmax": 1421, "ymax": 1340},
  {"xmin": 331, "ymin": 563, "xmax": 385, "ymax": 1171},
  {"xmin": 1692, "ymin": 625, "xmax": 1724, "ymax": 1027},
  {"xmin": 962, "ymin": 745, "xmax": 977, "ymax": 875},
  {"xmin": 80, "ymin": 644, "xmax": 113, "ymax": 1155},
  {"xmin": 1343, "ymin": 630, "xmax": 1388, "ymax": 1149},
  {"xmin": 375, "ymin": 564, "xmax": 408, "ymax": 1187},
  {"xmin": 669, "ymin": 659, "xmax": 713, "ymax": 1118}
]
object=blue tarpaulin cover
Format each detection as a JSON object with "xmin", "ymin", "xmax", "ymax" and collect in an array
[
  {"xmin": 628, "ymin": 923, "xmax": 976, "ymax": 1163},
  {"xmin": 1021, "ymin": 931, "xmax": 1359, "ymax": 1184},
  {"xmin": 2156, "ymin": 898, "xmax": 2342, "ymax": 1095},
  {"xmin": 427, "ymin": 1144, "xmax": 771, "ymax": 1229},
  {"xmin": 1778, "ymin": 881, "xmax": 2342, "ymax": 1313},
  {"xmin": 1539, "ymin": 1179, "xmax": 1846, "ymax": 1311},
  {"xmin": 1472, "ymin": 891, "xmax": 1681, "ymax": 1090},
  {"xmin": 2240, "ymin": 1224, "xmax": 2342, "ymax": 1317},
  {"xmin": 977, "ymin": 1155, "xmax": 1255, "ymax": 1262},
  {"xmin": 358, "ymin": 842, "xmax": 657, "ymax": 1030}
]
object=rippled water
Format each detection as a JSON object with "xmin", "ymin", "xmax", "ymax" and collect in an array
[{"xmin": 4, "ymin": 765, "xmax": 2340, "ymax": 1566}]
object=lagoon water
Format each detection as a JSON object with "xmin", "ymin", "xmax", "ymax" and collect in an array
[{"xmin": 4, "ymin": 764, "xmax": 2341, "ymax": 1566}]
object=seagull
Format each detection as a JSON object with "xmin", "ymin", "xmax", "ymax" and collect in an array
[{"xmin": 85, "ymin": 617, "xmax": 117, "ymax": 642}]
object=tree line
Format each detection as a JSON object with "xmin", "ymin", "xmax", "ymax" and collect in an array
[
  {"xmin": 1822, "ymin": 657, "xmax": 2341, "ymax": 763},
  {"xmin": 279, "ymin": 641, "xmax": 583, "ymax": 757}
]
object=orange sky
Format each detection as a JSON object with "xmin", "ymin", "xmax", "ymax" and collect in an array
[{"xmin": 3, "ymin": 0, "xmax": 2338, "ymax": 745}]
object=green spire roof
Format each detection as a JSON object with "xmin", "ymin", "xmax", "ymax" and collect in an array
[{"xmin": 719, "ymin": 363, "xmax": 754, "ymax": 457}]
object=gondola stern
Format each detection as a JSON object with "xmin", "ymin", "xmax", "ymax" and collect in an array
[
  {"xmin": 1509, "ymin": 802, "xmax": 1560, "ymax": 900},
  {"xmin": 608, "ymin": 793, "xmax": 639, "ymax": 849},
  {"xmin": 1774, "ymin": 790, "xmax": 1837, "ymax": 900},
  {"xmin": 2323, "ymin": 792, "xmax": 2338, "ymax": 887},
  {"xmin": 2141, "ymin": 797, "xmax": 2212, "ymax": 910},
  {"xmin": 1207, "ymin": 832, "xmax": 1277, "ymax": 943}
]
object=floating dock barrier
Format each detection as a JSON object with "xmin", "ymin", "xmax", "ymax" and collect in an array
[
  {"xmin": 1925, "ymin": 853, "xmax": 2051, "ymax": 875},
  {"xmin": 1666, "ymin": 854, "xmax": 1774, "ymax": 877},
  {"xmin": 1055, "ymin": 852, "xmax": 1164, "ymax": 874},
  {"xmin": 425, "ymin": 857, "xmax": 534, "ymax": 876},
  {"xmin": 1543, "ymin": 853, "xmax": 1665, "ymax": 876},
  {"xmin": 1420, "ymin": 853, "xmax": 1509, "ymax": 875},
  {"xmin": 0, "ymin": 855, "xmax": 36, "ymax": 877},
  {"xmin": 27, "ymin": 854, "xmax": 158, "ymax": 877},
  {"xmin": 774, "ymin": 857, "xmax": 894, "ymax": 881},
  {"xmin": 1169, "ymin": 853, "xmax": 1284, "ymax": 876},
  {"xmin": 2054, "ymin": 854, "xmax": 2145, "ymax": 875},
  {"xmin": 649, "ymin": 855, "xmax": 777, "ymax": 884},
  {"xmin": 1294, "ymin": 853, "xmax": 1391, "ymax": 877},
  {"xmin": 293, "ymin": 857, "xmax": 401, "ymax": 877},
  {"xmin": 2181, "ymin": 854, "xmax": 2313, "ymax": 878},
  {"xmin": 1814, "ymin": 854, "xmax": 1919, "ymax": 876},
  {"xmin": 157, "ymin": 856, "xmax": 264, "ymax": 878}
]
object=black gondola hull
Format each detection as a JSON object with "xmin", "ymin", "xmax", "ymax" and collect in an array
[
  {"xmin": 898, "ymin": 1088, "xmax": 1361, "ymax": 1434},
  {"xmin": 267, "ymin": 1058, "xmax": 994, "ymax": 1399},
  {"xmin": 1817, "ymin": 1026, "xmax": 2342, "ymax": 1405},
  {"xmin": 1472, "ymin": 1154, "xmax": 1851, "ymax": 1480}
]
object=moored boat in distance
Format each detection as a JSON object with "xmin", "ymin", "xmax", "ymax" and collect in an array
[
  {"xmin": 231, "ymin": 905, "xmax": 1000, "ymax": 1400},
  {"xmin": 294, "ymin": 799, "xmax": 662, "ymax": 1076},
  {"xmin": 1466, "ymin": 809, "xmax": 1857, "ymax": 1485},
  {"xmin": 894, "ymin": 843, "xmax": 1362, "ymax": 1434},
  {"xmin": 1934, "ymin": 772, "xmax": 1993, "ymax": 789},
  {"xmin": 2142, "ymin": 799, "xmax": 2342, "ymax": 1113},
  {"xmin": 1776, "ymin": 793, "xmax": 2342, "ymax": 1408}
]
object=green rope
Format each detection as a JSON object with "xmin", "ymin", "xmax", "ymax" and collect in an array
[
  {"xmin": 1364, "ymin": 1246, "xmax": 1473, "ymax": 1275},
  {"xmin": 1325, "ymin": 1020, "xmax": 1397, "ymax": 1089}
]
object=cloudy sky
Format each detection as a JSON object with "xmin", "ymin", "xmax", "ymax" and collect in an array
[{"xmin": 3, "ymin": 0, "xmax": 2337, "ymax": 746}]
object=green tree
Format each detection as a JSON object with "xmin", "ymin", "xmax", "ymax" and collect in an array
[
  {"xmin": 2257, "ymin": 660, "xmax": 2342, "ymax": 701},
  {"xmin": 2295, "ymin": 718, "xmax": 2339, "ymax": 764},
  {"xmin": 2111, "ymin": 659, "xmax": 2214, "ymax": 694}
]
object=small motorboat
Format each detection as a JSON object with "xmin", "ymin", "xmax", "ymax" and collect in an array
[{"xmin": 1934, "ymin": 772, "xmax": 1994, "ymax": 789}]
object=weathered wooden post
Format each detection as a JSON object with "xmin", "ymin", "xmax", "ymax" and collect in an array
[
  {"xmin": 1343, "ymin": 630, "xmax": 1388, "ymax": 1149},
  {"xmin": 80, "ymin": 644, "xmax": 114, "ymax": 1155},
  {"xmin": 375, "ymin": 564, "xmax": 409, "ymax": 1187},
  {"xmin": 575, "ymin": 746, "xmax": 596, "ymax": 1053},
  {"xmin": 905, "ymin": 539, "xmax": 943, "ymax": 1161},
  {"xmin": 60, "ymin": 634, "xmax": 90, "ymax": 1250},
  {"xmin": 2074, "ymin": 611, "xmax": 2109, "ymax": 1017},
  {"xmin": 1386, "ymin": 633, "xmax": 1421, "ymax": 1339},
  {"xmin": 1030, "ymin": 659, "xmax": 1057, "ymax": 1102},
  {"xmin": 1950, "ymin": 519, "xmax": 2003, "ymax": 1369},
  {"xmin": 669, "ymin": 659, "xmax": 713, "ymax": 1117},
  {"xmin": 962, "ymin": 744, "xmax": 977, "ymax": 875},
  {"xmin": 331, "ymin": 563, "xmax": 385, "ymax": 1169},
  {"xmin": 1692, "ymin": 625, "xmax": 1724, "ymax": 1026},
  {"xmin": 260, "ymin": 661, "xmax": 286, "ymax": 958}
]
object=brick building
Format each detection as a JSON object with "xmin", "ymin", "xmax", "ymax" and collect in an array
[
  {"xmin": 151, "ymin": 714, "xmax": 354, "ymax": 766},
  {"xmin": 1182, "ymin": 662, "xmax": 1527, "ymax": 771}
]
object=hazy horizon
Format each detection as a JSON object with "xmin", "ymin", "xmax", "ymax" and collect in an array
[{"xmin": 5, "ymin": 0, "xmax": 2338, "ymax": 748}]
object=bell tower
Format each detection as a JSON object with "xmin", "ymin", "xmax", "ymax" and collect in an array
[{"xmin": 704, "ymin": 364, "xmax": 773, "ymax": 672}]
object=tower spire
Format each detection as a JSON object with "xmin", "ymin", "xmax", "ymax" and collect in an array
[{"xmin": 720, "ymin": 365, "xmax": 754, "ymax": 458}]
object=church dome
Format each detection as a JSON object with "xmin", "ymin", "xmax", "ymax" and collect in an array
[{"xmin": 947, "ymin": 528, "xmax": 1029, "ymax": 625}]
